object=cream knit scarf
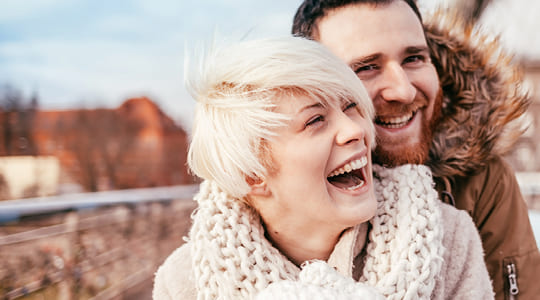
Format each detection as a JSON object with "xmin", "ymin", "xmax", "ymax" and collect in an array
[
  {"xmin": 364, "ymin": 165, "xmax": 444, "ymax": 299},
  {"xmin": 189, "ymin": 164, "xmax": 444, "ymax": 300}
]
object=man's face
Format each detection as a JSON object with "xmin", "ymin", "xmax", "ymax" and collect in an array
[{"xmin": 316, "ymin": 1, "xmax": 442, "ymax": 166}]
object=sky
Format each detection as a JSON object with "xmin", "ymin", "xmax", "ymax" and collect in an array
[{"xmin": 0, "ymin": 0, "xmax": 538, "ymax": 130}]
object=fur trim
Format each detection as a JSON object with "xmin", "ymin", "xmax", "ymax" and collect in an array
[{"xmin": 424, "ymin": 10, "xmax": 531, "ymax": 179}]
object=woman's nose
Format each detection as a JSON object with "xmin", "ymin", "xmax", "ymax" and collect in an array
[{"xmin": 335, "ymin": 113, "xmax": 365, "ymax": 146}]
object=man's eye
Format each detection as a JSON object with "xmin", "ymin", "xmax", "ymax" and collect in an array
[
  {"xmin": 354, "ymin": 64, "xmax": 378, "ymax": 74},
  {"xmin": 305, "ymin": 115, "xmax": 324, "ymax": 128},
  {"xmin": 404, "ymin": 55, "xmax": 426, "ymax": 64}
]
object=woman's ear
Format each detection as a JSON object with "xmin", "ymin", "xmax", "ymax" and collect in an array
[{"xmin": 246, "ymin": 176, "xmax": 271, "ymax": 197}]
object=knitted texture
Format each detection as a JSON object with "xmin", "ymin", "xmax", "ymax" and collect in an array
[
  {"xmin": 361, "ymin": 164, "xmax": 444, "ymax": 300},
  {"xmin": 189, "ymin": 180, "xmax": 298, "ymax": 300},
  {"xmin": 189, "ymin": 164, "xmax": 444, "ymax": 299},
  {"xmin": 256, "ymin": 261, "xmax": 385, "ymax": 300}
]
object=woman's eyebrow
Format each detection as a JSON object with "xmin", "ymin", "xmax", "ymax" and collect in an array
[{"xmin": 296, "ymin": 102, "xmax": 324, "ymax": 114}]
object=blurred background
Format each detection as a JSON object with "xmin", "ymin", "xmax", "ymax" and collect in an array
[{"xmin": 0, "ymin": 0, "xmax": 539, "ymax": 299}]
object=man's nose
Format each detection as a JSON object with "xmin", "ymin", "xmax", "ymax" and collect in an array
[{"xmin": 379, "ymin": 63, "xmax": 416, "ymax": 104}]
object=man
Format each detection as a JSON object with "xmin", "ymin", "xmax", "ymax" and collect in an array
[{"xmin": 292, "ymin": 0, "xmax": 540, "ymax": 299}]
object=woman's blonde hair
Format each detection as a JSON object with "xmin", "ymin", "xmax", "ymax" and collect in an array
[{"xmin": 186, "ymin": 36, "xmax": 374, "ymax": 198}]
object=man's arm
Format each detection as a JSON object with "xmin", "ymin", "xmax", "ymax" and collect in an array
[{"xmin": 453, "ymin": 157, "xmax": 540, "ymax": 300}]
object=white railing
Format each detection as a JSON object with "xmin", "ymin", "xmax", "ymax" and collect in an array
[
  {"xmin": 516, "ymin": 172, "xmax": 540, "ymax": 197},
  {"xmin": 0, "ymin": 184, "xmax": 199, "ymax": 223},
  {"xmin": 0, "ymin": 186, "xmax": 198, "ymax": 299}
]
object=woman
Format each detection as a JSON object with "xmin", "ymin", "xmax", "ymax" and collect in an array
[{"xmin": 153, "ymin": 36, "xmax": 493, "ymax": 299}]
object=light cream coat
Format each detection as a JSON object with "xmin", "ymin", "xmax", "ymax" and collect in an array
[{"xmin": 153, "ymin": 201, "xmax": 493, "ymax": 299}]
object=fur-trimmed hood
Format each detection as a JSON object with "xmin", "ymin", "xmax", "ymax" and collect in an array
[{"xmin": 424, "ymin": 11, "xmax": 530, "ymax": 180}]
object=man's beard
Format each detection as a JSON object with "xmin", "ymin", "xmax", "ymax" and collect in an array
[{"xmin": 372, "ymin": 89, "xmax": 443, "ymax": 167}]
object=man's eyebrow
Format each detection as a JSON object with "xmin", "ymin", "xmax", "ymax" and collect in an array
[
  {"xmin": 348, "ymin": 54, "xmax": 380, "ymax": 69},
  {"xmin": 405, "ymin": 45, "xmax": 430, "ymax": 54}
]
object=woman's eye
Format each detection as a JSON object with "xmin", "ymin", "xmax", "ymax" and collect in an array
[
  {"xmin": 343, "ymin": 102, "xmax": 357, "ymax": 111},
  {"xmin": 305, "ymin": 115, "xmax": 324, "ymax": 128}
]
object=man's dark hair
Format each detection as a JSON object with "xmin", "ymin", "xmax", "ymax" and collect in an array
[{"xmin": 292, "ymin": 0, "xmax": 423, "ymax": 39}]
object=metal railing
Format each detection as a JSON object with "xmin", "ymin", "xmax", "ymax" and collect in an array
[
  {"xmin": 516, "ymin": 172, "xmax": 540, "ymax": 196},
  {"xmin": 0, "ymin": 185, "xmax": 199, "ymax": 300},
  {"xmin": 0, "ymin": 184, "xmax": 199, "ymax": 223},
  {"xmin": 0, "ymin": 176, "xmax": 539, "ymax": 299},
  {"xmin": 1, "ymin": 172, "xmax": 538, "ymax": 222}
]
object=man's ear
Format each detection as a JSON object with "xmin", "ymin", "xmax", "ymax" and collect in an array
[{"xmin": 246, "ymin": 176, "xmax": 271, "ymax": 197}]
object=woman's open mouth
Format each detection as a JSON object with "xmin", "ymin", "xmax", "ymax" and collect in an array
[{"xmin": 327, "ymin": 156, "xmax": 368, "ymax": 191}]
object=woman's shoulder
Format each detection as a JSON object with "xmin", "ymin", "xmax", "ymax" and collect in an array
[
  {"xmin": 435, "ymin": 202, "xmax": 494, "ymax": 298},
  {"xmin": 438, "ymin": 202, "xmax": 485, "ymax": 263},
  {"xmin": 153, "ymin": 243, "xmax": 195, "ymax": 300},
  {"xmin": 160, "ymin": 243, "xmax": 192, "ymax": 270},
  {"xmin": 438, "ymin": 202, "xmax": 477, "ymax": 241}
]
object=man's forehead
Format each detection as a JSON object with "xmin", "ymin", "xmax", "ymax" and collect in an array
[{"xmin": 316, "ymin": 1, "xmax": 426, "ymax": 64}]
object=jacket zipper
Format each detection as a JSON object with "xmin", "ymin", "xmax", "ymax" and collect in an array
[{"xmin": 507, "ymin": 263, "xmax": 519, "ymax": 299}]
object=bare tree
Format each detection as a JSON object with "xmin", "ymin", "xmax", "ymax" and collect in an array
[
  {"xmin": 0, "ymin": 173, "xmax": 9, "ymax": 200},
  {"xmin": 0, "ymin": 84, "xmax": 38, "ymax": 156},
  {"xmin": 95, "ymin": 110, "xmax": 144, "ymax": 189},
  {"xmin": 57, "ymin": 110, "xmax": 101, "ymax": 192},
  {"xmin": 161, "ymin": 124, "xmax": 191, "ymax": 185},
  {"xmin": 56, "ymin": 108, "xmax": 143, "ymax": 192}
]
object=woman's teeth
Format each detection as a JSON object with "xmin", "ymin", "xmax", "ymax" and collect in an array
[
  {"xmin": 347, "ymin": 181, "xmax": 365, "ymax": 190},
  {"xmin": 328, "ymin": 156, "xmax": 368, "ymax": 178}
]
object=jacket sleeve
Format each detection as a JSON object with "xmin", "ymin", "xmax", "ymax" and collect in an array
[
  {"xmin": 457, "ymin": 157, "xmax": 540, "ymax": 300},
  {"xmin": 152, "ymin": 244, "xmax": 196, "ymax": 300},
  {"xmin": 153, "ymin": 265, "xmax": 173, "ymax": 300},
  {"xmin": 439, "ymin": 204, "xmax": 494, "ymax": 299}
]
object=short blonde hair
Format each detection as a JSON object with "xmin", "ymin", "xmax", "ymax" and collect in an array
[{"xmin": 186, "ymin": 36, "xmax": 374, "ymax": 198}]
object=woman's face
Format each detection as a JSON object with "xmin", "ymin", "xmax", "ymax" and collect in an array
[{"xmin": 257, "ymin": 94, "xmax": 376, "ymax": 236}]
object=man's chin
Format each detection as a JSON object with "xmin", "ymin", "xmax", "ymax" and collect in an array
[
  {"xmin": 373, "ymin": 88, "xmax": 443, "ymax": 168},
  {"xmin": 372, "ymin": 143, "xmax": 428, "ymax": 167}
]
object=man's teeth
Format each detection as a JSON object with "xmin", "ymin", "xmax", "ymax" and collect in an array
[
  {"xmin": 328, "ymin": 156, "xmax": 368, "ymax": 178},
  {"xmin": 377, "ymin": 111, "xmax": 414, "ymax": 128}
]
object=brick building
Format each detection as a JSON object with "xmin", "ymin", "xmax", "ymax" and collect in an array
[{"xmin": 0, "ymin": 97, "xmax": 193, "ymax": 196}]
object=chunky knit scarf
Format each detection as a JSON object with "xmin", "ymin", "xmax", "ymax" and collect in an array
[
  {"xmin": 364, "ymin": 165, "xmax": 444, "ymax": 299},
  {"xmin": 189, "ymin": 164, "xmax": 444, "ymax": 300},
  {"xmin": 257, "ymin": 260, "xmax": 384, "ymax": 300}
]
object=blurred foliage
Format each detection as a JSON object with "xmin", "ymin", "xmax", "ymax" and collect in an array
[
  {"xmin": 453, "ymin": 0, "xmax": 493, "ymax": 24},
  {"xmin": 0, "ymin": 84, "xmax": 39, "ymax": 156}
]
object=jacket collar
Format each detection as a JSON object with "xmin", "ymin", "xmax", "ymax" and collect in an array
[
  {"xmin": 327, "ymin": 222, "xmax": 368, "ymax": 277},
  {"xmin": 424, "ymin": 10, "xmax": 530, "ymax": 179}
]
